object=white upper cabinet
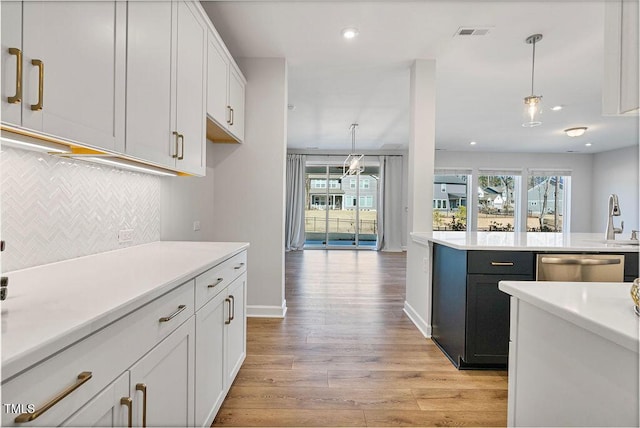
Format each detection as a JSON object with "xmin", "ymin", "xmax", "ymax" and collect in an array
[
  {"xmin": 125, "ymin": 1, "xmax": 206, "ymax": 176},
  {"xmin": 206, "ymin": 30, "xmax": 246, "ymax": 143},
  {"xmin": 1, "ymin": 1, "xmax": 126, "ymax": 151},
  {"xmin": 603, "ymin": 0, "xmax": 639, "ymax": 115}
]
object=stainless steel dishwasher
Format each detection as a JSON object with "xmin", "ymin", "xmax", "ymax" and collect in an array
[{"xmin": 536, "ymin": 254, "xmax": 625, "ymax": 282}]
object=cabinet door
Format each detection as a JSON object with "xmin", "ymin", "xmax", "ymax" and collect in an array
[
  {"xmin": 465, "ymin": 274, "xmax": 530, "ymax": 366},
  {"xmin": 125, "ymin": 1, "xmax": 174, "ymax": 168},
  {"xmin": 21, "ymin": 1, "xmax": 126, "ymax": 151},
  {"xmin": 129, "ymin": 317, "xmax": 195, "ymax": 427},
  {"xmin": 175, "ymin": 1, "xmax": 206, "ymax": 176},
  {"xmin": 195, "ymin": 291, "xmax": 227, "ymax": 427},
  {"xmin": 62, "ymin": 372, "xmax": 130, "ymax": 427},
  {"xmin": 228, "ymin": 67, "xmax": 245, "ymax": 143},
  {"xmin": 1, "ymin": 1, "xmax": 22, "ymax": 126},
  {"xmin": 225, "ymin": 274, "xmax": 246, "ymax": 388},
  {"xmin": 207, "ymin": 35, "xmax": 230, "ymax": 129}
]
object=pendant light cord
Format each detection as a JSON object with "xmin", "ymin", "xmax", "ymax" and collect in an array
[{"xmin": 531, "ymin": 40, "xmax": 536, "ymax": 95}]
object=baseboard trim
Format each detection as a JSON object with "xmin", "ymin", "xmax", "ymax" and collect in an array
[
  {"xmin": 247, "ymin": 300, "xmax": 287, "ymax": 318},
  {"xmin": 403, "ymin": 300, "xmax": 432, "ymax": 338}
]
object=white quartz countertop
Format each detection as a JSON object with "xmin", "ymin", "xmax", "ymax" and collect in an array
[
  {"xmin": 1, "ymin": 241, "xmax": 249, "ymax": 381},
  {"xmin": 411, "ymin": 231, "xmax": 640, "ymax": 252},
  {"xmin": 499, "ymin": 281, "xmax": 639, "ymax": 352}
]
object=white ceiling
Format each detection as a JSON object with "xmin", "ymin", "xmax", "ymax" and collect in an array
[{"xmin": 202, "ymin": 1, "xmax": 639, "ymax": 154}]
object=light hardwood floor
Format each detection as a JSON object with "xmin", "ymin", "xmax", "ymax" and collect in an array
[{"xmin": 213, "ymin": 250, "xmax": 507, "ymax": 427}]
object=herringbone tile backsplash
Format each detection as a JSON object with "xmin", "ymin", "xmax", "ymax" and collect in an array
[{"xmin": 1, "ymin": 146, "xmax": 161, "ymax": 272}]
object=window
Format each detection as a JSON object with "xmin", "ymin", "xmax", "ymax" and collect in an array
[
  {"xmin": 329, "ymin": 179, "xmax": 340, "ymax": 189},
  {"xmin": 311, "ymin": 179, "xmax": 326, "ymax": 189},
  {"xmin": 350, "ymin": 180, "xmax": 356, "ymax": 189},
  {"xmin": 477, "ymin": 171, "xmax": 519, "ymax": 231},
  {"xmin": 360, "ymin": 179, "xmax": 370, "ymax": 189},
  {"xmin": 433, "ymin": 171, "xmax": 470, "ymax": 231},
  {"xmin": 359, "ymin": 196, "xmax": 373, "ymax": 208},
  {"xmin": 527, "ymin": 170, "xmax": 570, "ymax": 232}
]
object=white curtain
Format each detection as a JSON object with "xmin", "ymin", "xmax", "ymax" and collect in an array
[
  {"xmin": 377, "ymin": 155, "xmax": 403, "ymax": 251},
  {"xmin": 285, "ymin": 154, "xmax": 306, "ymax": 251}
]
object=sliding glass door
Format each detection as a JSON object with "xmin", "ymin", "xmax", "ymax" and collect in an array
[{"xmin": 304, "ymin": 163, "xmax": 379, "ymax": 249}]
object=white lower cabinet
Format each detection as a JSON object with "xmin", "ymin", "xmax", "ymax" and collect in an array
[
  {"xmin": 62, "ymin": 372, "xmax": 130, "ymax": 428},
  {"xmin": 1, "ymin": 250, "xmax": 247, "ymax": 427},
  {"xmin": 195, "ymin": 272, "xmax": 247, "ymax": 427},
  {"xmin": 129, "ymin": 317, "xmax": 195, "ymax": 428}
]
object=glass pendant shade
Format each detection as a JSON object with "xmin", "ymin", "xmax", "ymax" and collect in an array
[
  {"xmin": 523, "ymin": 95, "xmax": 543, "ymax": 127},
  {"xmin": 342, "ymin": 123, "xmax": 364, "ymax": 177}
]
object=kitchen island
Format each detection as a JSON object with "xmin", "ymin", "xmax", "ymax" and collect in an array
[
  {"xmin": 499, "ymin": 280, "xmax": 639, "ymax": 427},
  {"xmin": 411, "ymin": 232, "xmax": 638, "ymax": 368}
]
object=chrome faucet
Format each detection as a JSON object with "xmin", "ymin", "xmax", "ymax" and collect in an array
[{"xmin": 605, "ymin": 194, "xmax": 624, "ymax": 240}]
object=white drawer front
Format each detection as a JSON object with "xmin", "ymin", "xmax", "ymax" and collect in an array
[
  {"xmin": 1, "ymin": 281, "xmax": 194, "ymax": 427},
  {"xmin": 195, "ymin": 251, "xmax": 246, "ymax": 310}
]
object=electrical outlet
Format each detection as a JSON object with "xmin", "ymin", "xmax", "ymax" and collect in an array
[
  {"xmin": 193, "ymin": 221, "xmax": 201, "ymax": 231},
  {"xmin": 118, "ymin": 229, "xmax": 134, "ymax": 244},
  {"xmin": 422, "ymin": 257, "xmax": 429, "ymax": 273}
]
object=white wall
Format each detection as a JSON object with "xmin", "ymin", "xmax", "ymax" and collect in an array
[
  {"xmin": 435, "ymin": 150, "xmax": 595, "ymax": 232},
  {"xmin": 210, "ymin": 58, "xmax": 288, "ymax": 317},
  {"xmin": 591, "ymin": 145, "xmax": 639, "ymax": 234},
  {"xmin": 161, "ymin": 148, "xmax": 216, "ymax": 241}
]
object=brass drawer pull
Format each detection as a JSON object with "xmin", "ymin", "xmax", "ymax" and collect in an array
[
  {"xmin": 229, "ymin": 295, "xmax": 235, "ymax": 321},
  {"xmin": 177, "ymin": 133, "xmax": 184, "ymax": 160},
  {"xmin": 8, "ymin": 47, "xmax": 22, "ymax": 104},
  {"xmin": 14, "ymin": 371, "xmax": 92, "ymax": 423},
  {"xmin": 30, "ymin": 59, "xmax": 44, "ymax": 111},
  {"xmin": 172, "ymin": 131, "xmax": 179, "ymax": 158},
  {"xmin": 229, "ymin": 107, "xmax": 234, "ymax": 126},
  {"xmin": 491, "ymin": 262, "xmax": 514, "ymax": 266},
  {"xmin": 233, "ymin": 262, "xmax": 245, "ymax": 270},
  {"xmin": 208, "ymin": 277, "xmax": 224, "ymax": 288},
  {"xmin": 159, "ymin": 304, "xmax": 186, "ymax": 322},
  {"xmin": 225, "ymin": 298, "xmax": 232, "ymax": 324},
  {"xmin": 136, "ymin": 383, "xmax": 147, "ymax": 428},
  {"xmin": 120, "ymin": 397, "xmax": 132, "ymax": 428}
]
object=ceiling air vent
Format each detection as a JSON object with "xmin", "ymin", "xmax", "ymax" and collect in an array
[{"xmin": 455, "ymin": 27, "xmax": 491, "ymax": 37}]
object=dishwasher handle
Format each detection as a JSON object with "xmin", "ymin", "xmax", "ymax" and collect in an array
[{"xmin": 539, "ymin": 257, "xmax": 621, "ymax": 266}]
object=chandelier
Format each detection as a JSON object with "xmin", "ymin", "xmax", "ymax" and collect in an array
[{"xmin": 342, "ymin": 123, "xmax": 364, "ymax": 177}]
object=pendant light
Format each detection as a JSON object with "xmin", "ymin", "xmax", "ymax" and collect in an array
[
  {"xmin": 342, "ymin": 123, "xmax": 364, "ymax": 177},
  {"xmin": 522, "ymin": 34, "xmax": 543, "ymax": 127}
]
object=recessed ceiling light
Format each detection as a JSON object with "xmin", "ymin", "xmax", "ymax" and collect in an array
[
  {"xmin": 551, "ymin": 105, "xmax": 563, "ymax": 111},
  {"xmin": 585, "ymin": 143, "xmax": 592, "ymax": 147},
  {"xmin": 564, "ymin": 127, "xmax": 588, "ymax": 137},
  {"xmin": 342, "ymin": 27, "xmax": 359, "ymax": 39},
  {"xmin": 470, "ymin": 141, "xmax": 477, "ymax": 145}
]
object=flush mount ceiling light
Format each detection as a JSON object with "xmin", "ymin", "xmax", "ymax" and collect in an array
[
  {"xmin": 522, "ymin": 34, "xmax": 544, "ymax": 127},
  {"xmin": 470, "ymin": 141, "xmax": 477, "ymax": 145},
  {"xmin": 342, "ymin": 123, "xmax": 364, "ymax": 178},
  {"xmin": 341, "ymin": 27, "xmax": 359, "ymax": 40},
  {"xmin": 564, "ymin": 127, "xmax": 588, "ymax": 137},
  {"xmin": 551, "ymin": 105, "xmax": 563, "ymax": 111}
]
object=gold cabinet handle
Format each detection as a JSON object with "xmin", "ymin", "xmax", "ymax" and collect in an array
[
  {"xmin": 120, "ymin": 397, "xmax": 132, "ymax": 428},
  {"xmin": 225, "ymin": 298, "xmax": 232, "ymax": 324},
  {"xmin": 208, "ymin": 278, "xmax": 224, "ymax": 288},
  {"xmin": 177, "ymin": 133, "xmax": 184, "ymax": 160},
  {"xmin": 490, "ymin": 262, "xmax": 514, "ymax": 266},
  {"xmin": 229, "ymin": 295, "xmax": 235, "ymax": 321},
  {"xmin": 14, "ymin": 371, "xmax": 92, "ymax": 423},
  {"xmin": 172, "ymin": 131, "xmax": 179, "ymax": 158},
  {"xmin": 229, "ymin": 107, "xmax": 234, "ymax": 126},
  {"xmin": 30, "ymin": 59, "xmax": 44, "ymax": 111},
  {"xmin": 135, "ymin": 383, "xmax": 147, "ymax": 428},
  {"xmin": 8, "ymin": 47, "xmax": 22, "ymax": 104},
  {"xmin": 233, "ymin": 262, "xmax": 245, "ymax": 270},
  {"xmin": 159, "ymin": 304, "xmax": 186, "ymax": 322}
]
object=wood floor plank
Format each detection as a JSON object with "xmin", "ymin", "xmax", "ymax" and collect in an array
[
  {"xmin": 221, "ymin": 386, "xmax": 421, "ymax": 410},
  {"xmin": 212, "ymin": 250, "xmax": 508, "ymax": 427},
  {"xmin": 363, "ymin": 410, "xmax": 507, "ymax": 427},
  {"xmin": 233, "ymin": 369, "xmax": 328, "ymax": 387},
  {"xmin": 214, "ymin": 409, "xmax": 366, "ymax": 427}
]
